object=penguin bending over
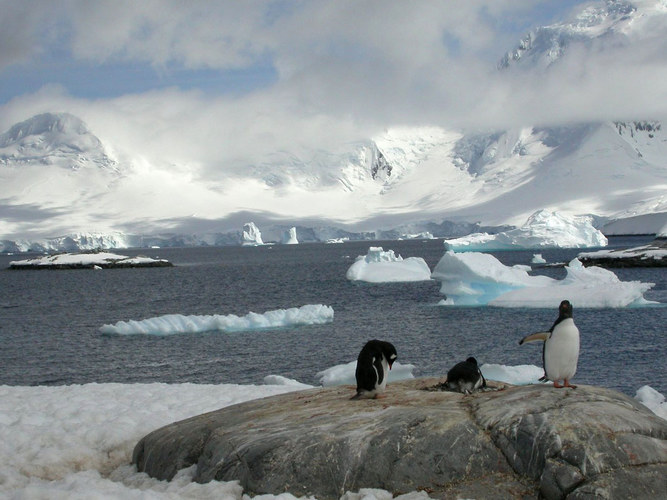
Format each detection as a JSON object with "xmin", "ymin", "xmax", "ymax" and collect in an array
[
  {"xmin": 445, "ymin": 357, "xmax": 486, "ymax": 394},
  {"xmin": 519, "ymin": 300, "xmax": 580, "ymax": 389},
  {"xmin": 352, "ymin": 340, "xmax": 397, "ymax": 399}
]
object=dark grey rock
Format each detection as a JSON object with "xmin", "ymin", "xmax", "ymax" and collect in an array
[
  {"xmin": 578, "ymin": 239, "xmax": 667, "ymax": 268},
  {"xmin": 133, "ymin": 379, "xmax": 667, "ymax": 499}
]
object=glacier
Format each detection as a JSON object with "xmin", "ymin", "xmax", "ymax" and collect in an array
[{"xmin": 100, "ymin": 304, "xmax": 334, "ymax": 336}]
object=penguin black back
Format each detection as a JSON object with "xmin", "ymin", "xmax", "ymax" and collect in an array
[
  {"xmin": 445, "ymin": 357, "xmax": 486, "ymax": 394},
  {"xmin": 352, "ymin": 339, "xmax": 397, "ymax": 399}
]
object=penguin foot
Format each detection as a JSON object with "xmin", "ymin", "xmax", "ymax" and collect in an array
[{"xmin": 563, "ymin": 379, "xmax": 577, "ymax": 389}]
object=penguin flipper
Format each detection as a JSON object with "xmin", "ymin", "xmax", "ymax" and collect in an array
[
  {"xmin": 355, "ymin": 360, "xmax": 379, "ymax": 393},
  {"xmin": 519, "ymin": 331, "xmax": 549, "ymax": 345}
]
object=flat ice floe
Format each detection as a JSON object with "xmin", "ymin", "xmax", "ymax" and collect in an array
[
  {"xmin": 431, "ymin": 252, "xmax": 655, "ymax": 307},
  {"xmin": 444, "ymin": 210, "xmax": 608, "ymax": 251},
  {"xmin": 100, "ymin": 304, "xmax": 334, "ymax": 335},
  {"xmin": 346, "ymin": 246, "xmax": 432, "ymax": 282}
]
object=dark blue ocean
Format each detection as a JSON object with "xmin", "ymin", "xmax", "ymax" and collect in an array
[{"xmin": 1, "ymin": 236, "xmax": 665, "ymax": 397}]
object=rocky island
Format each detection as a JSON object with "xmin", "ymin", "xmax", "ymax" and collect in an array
[
  {"xmin": 133, "ymin": 378, "xmax": 666, "ymax": 499},
  {"xmin": 8, "ymin": 251, "xmax": 172, "ymax": 269},
  {"xmin": 578, "ymin": 238, "xmax": 667, "ymax": 268}
]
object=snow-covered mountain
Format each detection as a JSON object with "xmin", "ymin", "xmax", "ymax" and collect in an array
[
  {"xmin": 499, "ymin": 0, "xmax": 665, "ymax": 70},
  {"xmin": 1, "ymin": 0, "xmax": 666, "ymax": 251},
  {"xmin": 0, "ymin": 112, "xmax": 118, "ymax": 172}
]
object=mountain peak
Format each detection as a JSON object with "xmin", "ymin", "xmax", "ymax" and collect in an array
[
  {"xmin": 0, "ymin": 112, "xmax": 117, "ymax": 171},
  {"xmin": 0, "ymin": 112, "xmax": 89, "ymax": 146},
  {"xmin": 497, "ymin": 0, "xmax": 664, "ymax": 70}
]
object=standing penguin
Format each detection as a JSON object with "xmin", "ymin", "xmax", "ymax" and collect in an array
[
  {"xmin": 352, "ymin": 339, "xmax": 397, "ymax": 399},
  {"xmin": 519, "ymin": 300, "xmax": 580, "ymax": 389},
  {"xmin": 445, "ymin": 357, "xmax": 486, "ymax": 394}
]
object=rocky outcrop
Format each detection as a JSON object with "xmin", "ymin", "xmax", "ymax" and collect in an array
[
  {"xmin": 133, "ymin": 379, "xmax": 667, "ymax": 499},
  {"xmin": 579, "ymin": 239, "xmax": 667, "ymax": 268}
]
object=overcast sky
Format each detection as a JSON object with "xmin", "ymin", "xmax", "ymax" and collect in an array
[{"xmin": 1, "ymin": 0, "xmax": 666, "ymax": 167}]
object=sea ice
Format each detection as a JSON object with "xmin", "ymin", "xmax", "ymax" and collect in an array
[
  {"xmin": 315, "ymin": 360, "xmax": 416, "ymax": 387},
  {"xmin": 431, "ymin": 252, "xmax": 655, "ymax": 307},
  {"xmin": 635, "ymin": 385, "xmax": 667, "ymax": 419},
  {"xmin": 346, "ymin": 246, "xmax": 432, "ymax": 282},
  {"xmin": 444, "ymin": 210, "xmax": 608, "ymax": 251},
  {"xmin": 480, "ymin": 363, "xmax": 545, "ymax": 385},
  {"xmin": 531, "ymin": 253, "xmax": 546, "ymax": 264},
  {"xmin": 100, "ymin": 304, "xmax": 334, "ymax": 335}
]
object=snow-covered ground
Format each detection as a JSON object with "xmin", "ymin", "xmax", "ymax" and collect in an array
[
  {"xmin": 431, "ymin": 253, "xmax": 655, "ymax": 307},
  {"xmin": 100, "ymin": 304, "xmax": 334, "ymax": 336},
  {"xmin": 1, "ymin": 364, "xmax": 663, "ymax": 499},
  {"xmin": 444, "ymin": 210, "xmax": 608, "ymax": 251},
  {"xmin": 346, "ymin": 247, "xmax": 432, "ymax": 282}
]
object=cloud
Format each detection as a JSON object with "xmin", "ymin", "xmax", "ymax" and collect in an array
[{"xmin": 0, "ymin": 0, "xmax": 666, "ymax": 169}]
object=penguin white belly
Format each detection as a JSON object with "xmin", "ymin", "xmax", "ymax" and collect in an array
[
  {"xmin": 544, "ymin": 319, "xmax": 580, "ymax": 381},
  {"xmin": 376, "ymin": 357, "xmax": 389, "ymax": 392}
]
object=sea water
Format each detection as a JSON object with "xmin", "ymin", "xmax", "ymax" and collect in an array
[{"xmin": 1, "ymin": 236, "xmax": 664, "ymax": 396}]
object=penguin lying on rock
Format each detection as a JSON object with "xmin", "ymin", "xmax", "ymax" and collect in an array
[
  {"xmin": 351, "ymin": 339, "xmax": 397, "ymax": 400},
  {"xmin": 519, "ymin": 299, "xmax": 580, "ymax": 389},
  {"xmin": 444, "ymin": 357, "xmax": 487, "ymax": 394}
]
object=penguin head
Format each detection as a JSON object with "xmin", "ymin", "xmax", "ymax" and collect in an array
[
  {"xmin": 559, "ymin": 300, "xmax": 573, "ymax": 318},
  {"xmin": 381, "ymin": 341, "xmax": 398, "ymax": 369},
  {"xmin": 465, "ymin": 357, "xmax": 478, "ymax": 366}
]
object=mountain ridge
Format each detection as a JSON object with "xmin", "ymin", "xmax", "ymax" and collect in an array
[{"xmin": 0, "ymin": 0, "xmax": 665, "ymax": 244}]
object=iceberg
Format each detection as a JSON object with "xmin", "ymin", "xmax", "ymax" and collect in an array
[
  {"xmin": 315, "ymin": 360, "xmax": 416, "ymax": 387},
  {"xmin": 242, "ymin": 222, "xmax": 264, "ymax": 246},
  {"xmin": 431, "ymin": 251, "xmax": 655, "ymax": 307},
  {"xmin": 346, "ymin": 246, "xmax": 432, "ymax": 282},
  {"xmin": 444, "ymin": 210, "xmax": 608, "ymax": 251},
  {"xmin": 280, "ymin": 226, "xmax": 299, "ymax": 244},
  {"xmin": 100, "ymin": 304, "xmax": 334, "ymax": 335}
]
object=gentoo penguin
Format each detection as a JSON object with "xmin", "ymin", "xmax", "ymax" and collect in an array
[
  {"xmin": 519, "ymin": 300, "xmax": 580, "ymax": 389},
  {"xmin": 445, "ymin": 357, "xmax": 486, "ymax": 394},
  {"xmin": 351, "ymin": 340, "xmax": 397, "ymax": 399}
]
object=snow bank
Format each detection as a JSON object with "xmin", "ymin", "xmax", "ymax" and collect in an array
[
  {"xmin": 100, "ymin": 304, "xmax": 334, "ymax": 335},
  {"xmin": 444, "ymin": 210, "xmax": 608, "ymax": 251},
  {"xmin": 346, "ymin": 246, "xmax": 432, "ymax": 282},
  {"xmin": 315, "ymin": 360, "xmax": 416, "ymax": 387},
  {"xmin": 431, "ymin": 252, "xmax": 655, "ymax": 307}
]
